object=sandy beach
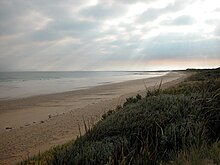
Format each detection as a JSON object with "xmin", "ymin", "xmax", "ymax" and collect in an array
[{"xmin": 0, "ymin": 72, "xmax": 189, "ymax": 164}]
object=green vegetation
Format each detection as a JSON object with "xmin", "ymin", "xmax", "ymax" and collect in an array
[{"xmin": 21, "ymin": 68, "xmax": 220, "ymax": 165}]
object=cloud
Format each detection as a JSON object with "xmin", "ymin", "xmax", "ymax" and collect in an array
[
  {"xmin": 214, "ymin": 7, "xmax": 220, "ymax": 12},
  {"xmin": 136, "ymin": 8, "xmax": 161, "ymax": 22},
  {"xmin": 168, "ymin": 15, "xmax": 196, "ymax": 25},
  {"xmin": 111, "ymin": 0, "xmax": 156, "ymax": 4},
  {"xmin": 136, "ymin": 0, "xmax": 193, "ymax": 23},
  {"xmin": 0, "ymin": 0, "xmax": 219, "ymax": 71},
  {"xmin": 0, "ymin": 0, "xmax": 87, "ymax": 37},
  {"xmin": 92, "ymin": 32, "xmax": 220, "ymax": 64},
  {"xmin": 30, "ymin": 19, "xmax": 100, "ymax": 42},
  {"xmin": 140, "ymin": 38, "xmax": 220, "ymax": 61},
  {"xmin": 205, "ymin": 19, "xmax": 220, "ymax": 25},
  {"xmin": 214, "ymin": 25, "xmax": 220, "ymax": 36},
  {"xmin": 80, "ymin": 3, "xmax": 127, "ymax": 20}
]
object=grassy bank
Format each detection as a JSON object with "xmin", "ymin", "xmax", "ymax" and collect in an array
[{"xmin": 21, "ymin": 68, "xmax": 220, "ymax": 165}]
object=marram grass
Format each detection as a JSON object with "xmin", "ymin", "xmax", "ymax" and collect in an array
[{"xmin": 20, "ymin": 68, "xmax": 220, "ymax": 165}]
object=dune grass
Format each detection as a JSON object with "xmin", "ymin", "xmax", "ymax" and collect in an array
[{"xmin": 20, "ymin": 68, "xmax": 220, "ymax": 165}]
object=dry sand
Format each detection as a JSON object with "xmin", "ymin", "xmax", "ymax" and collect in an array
[{"xmin": 0, "ymin": 72, "xmax": 189, "ymax": 164}]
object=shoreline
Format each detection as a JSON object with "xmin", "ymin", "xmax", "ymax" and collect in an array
[
  {"xmin": 0, "ymin": 71, "xmax": 189, "ymax": 164},
  {"xmin": 0, "ymin": 72, "xmax": 168, "ymax": 102},
  {"xmin": 0, "ymin": 71, "xmax": 167, "ymax": 101}
]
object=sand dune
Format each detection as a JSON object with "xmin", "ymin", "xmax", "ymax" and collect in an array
[{"xmin": 0, "ymin": 72, "xmax": 189, "ymax": 164}]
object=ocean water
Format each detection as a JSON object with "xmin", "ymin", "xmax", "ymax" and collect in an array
[{"xmin": 0, "ymin": 71, "xmax": 167, "ymax": 100}]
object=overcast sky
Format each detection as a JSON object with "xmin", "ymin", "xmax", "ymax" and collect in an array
[{"xmin": 0, "ymin": 0, "xmax": 220, "ymax": 71}]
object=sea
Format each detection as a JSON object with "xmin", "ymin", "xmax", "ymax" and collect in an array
[{"xmin": 0, "ymin": 71, "xmax": 167, "ymax": 100}]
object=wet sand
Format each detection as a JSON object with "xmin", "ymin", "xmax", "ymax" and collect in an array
[{"xmin": 0, "ymin": 72, "xmax": 189, "ymax": 164}]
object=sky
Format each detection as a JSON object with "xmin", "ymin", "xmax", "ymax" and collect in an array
[{"xmin": 0, "ymin": 0, "xmax": 220, "ymax": 71}]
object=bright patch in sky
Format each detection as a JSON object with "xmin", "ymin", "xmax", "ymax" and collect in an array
[{"xmin": 0, "ymin": 0, "xmax": 219, "ymax": 71}]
